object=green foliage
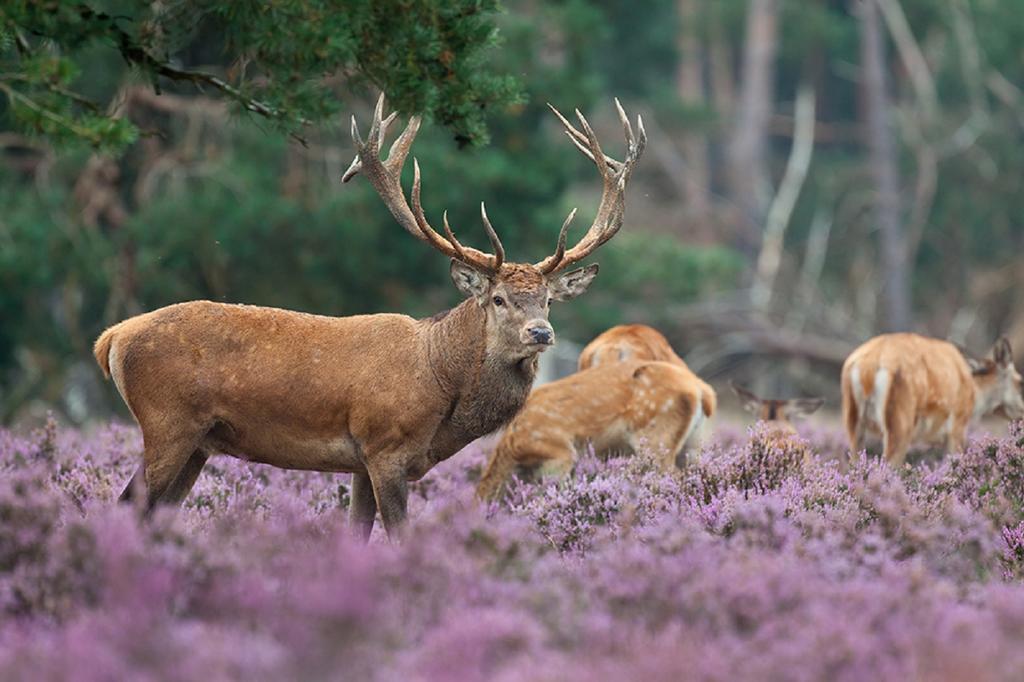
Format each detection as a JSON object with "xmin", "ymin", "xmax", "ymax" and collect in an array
[
  {"xmin": 567, "ymin": 234, "xmax": 743, "ymax": 332},
  {"xmin": 0, "ymin": 0, "xmax": 521, "ymax": 148}
]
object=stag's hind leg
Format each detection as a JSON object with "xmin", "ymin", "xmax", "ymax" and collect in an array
[
  {"xmin": 349, "ymin": 471, "xmax": 378, "ymax": 541},
  {"xmin": 365, "ymin": 457, "xmax": 409, "ymax": 540},
  {"xmin": 124, "ymin": 422, "xmax": 209, "ymax": 513},
  {"xmin": 160, "ymin": 450, "xmax": 210, "ymax": 505},
  {"xmin": 119, "ymin": 465, "xmax": 145, "ymax": 503}
]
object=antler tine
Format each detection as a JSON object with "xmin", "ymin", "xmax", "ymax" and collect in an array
[
  {"xmin": 383, "ymin": 114, "xmax": 419, "ymax": 175},
  {"xmin": 365, "ymin": 93, "xmax": 386, "ymax": 153},
  {"xmin": 479, "ymin": 203, "xmax": 505, "ymax": 271},
  {"xmin": 343, "ymin": 104, "xmax": 401, "ymax": 183},
  {"xmin": 411, "ymin": 159, "xmax": 459, "ymax": 259},
  {"xmin": 614, "ymin": 97, "xmax": 634, "ymax": 147},
  {"xmin": 534, "ymin": 99, "xmax": 646, "ymax": 275},
  {"xmin": 573, "ymin": 108, "xmax": 607, "ymax": 173},
  {"xmin": 441, "ymin": 210, "xmax": 469, "ymax": 262},
  {"xmin": 547, "ymin": 103, "xmax": 621, "ymax": 173},
  {"xmin": 538, "ymin": 208, "xmax": 577, "ymax": 275}
]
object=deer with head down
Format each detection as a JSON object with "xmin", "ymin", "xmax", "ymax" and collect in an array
[
  {"xmin": 476, "ymin": 359, "xmax": 709, "ymax": 502},
  {"xmin": 577, "ymin": 323, "xmax": 717, "ymax": 419},
  {"xmin": 93, "ymin": 95, "xmax": 646, "ymax": 539},
  {"xmin": 729, "ymin": 382, "xmax": 824, "ymax": 438},
  {"xmin": 476, "ymin": 325, "xmax": 715, "ymax": 502},
  {"xmin": 841, "ymin": 333, "xmax": 1024, "ymax": 465}
]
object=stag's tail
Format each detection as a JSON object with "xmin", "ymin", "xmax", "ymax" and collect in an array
[
  {"xmin": 93, "ymin": 325, "xmax": 120, "ymax": 379},
  {"xmin": 476, "ymin": 439, "xmax": 519, "ymax": 503}
]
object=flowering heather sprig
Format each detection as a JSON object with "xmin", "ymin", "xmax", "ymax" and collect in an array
[{"xmin": 1, "ymin": 419, "xmax": 1024, "ymax": 680}]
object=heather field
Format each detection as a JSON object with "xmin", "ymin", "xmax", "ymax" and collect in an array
[{"xmin": 4, "ymin": 420, "xmax": 1024, "ymax": 681}]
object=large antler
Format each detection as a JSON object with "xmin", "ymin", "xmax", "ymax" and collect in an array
[
  {"xmin": 535, "ymin": 98, "xmax": 647, "ymax": 275},
  {"xmin": 342, "ymin": 94, "xmax": 504, "ymax": 274}
]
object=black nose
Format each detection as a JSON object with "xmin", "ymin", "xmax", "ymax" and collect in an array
[{"xmin": 529, "ymin": 327, "xmax": 553, "ymax": 345}]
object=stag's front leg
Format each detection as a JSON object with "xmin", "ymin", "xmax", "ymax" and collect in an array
[
  {"xmin": 366, "ymin": 458, "xmax": 409, "ymax": 540},
  {"xmin": 349, "ymin": 471, "xmax": 378, "ymax": 541}
]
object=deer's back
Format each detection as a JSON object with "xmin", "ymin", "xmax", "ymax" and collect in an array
[
  {"xmin": 578, "ymin": 324, "xmax": 684, "ymax": 370},
  {"xmin": 843, "ymin": 333, "xmax": 975, "ymax": 423},
  {"xmin": 500, "ymin": 361, "xmax": 702, "ymax": 463}
]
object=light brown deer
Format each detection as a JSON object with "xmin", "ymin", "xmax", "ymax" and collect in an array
[
  {"xmin": 580, "ymin": 323, "xmax": 680, "ymax": 367},
  {"xmin": 93, "ymin": 95, "xmax": 646, "ymax": 538},
  {"xmin": 841, "ymin": 333, "xmax": 1024, "ymax": 465},
  {"xmin": 578, "ymin": 323, "xmax": 717, "ymax": 416},
  {"xmin": 476, "ymin": 360, "xmax": 710, "ymax": 502},
  {"xmin": 729, "ymin": 382, "xmax": 824, "ymax": 438}
]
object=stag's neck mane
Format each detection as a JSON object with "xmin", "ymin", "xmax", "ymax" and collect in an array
[{"xmin": 425, "ymin": 299, "xmax": 538, "ymax": 439}]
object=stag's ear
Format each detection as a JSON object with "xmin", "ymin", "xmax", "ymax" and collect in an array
[
  {"xmin": 787, "ymin": 397, "xmax": 825, "ymax": 419},
  {"xmin": 730, "ymin": 382, "xmax": 762, "ymax": 415},
  {"xmin": 993, "ymin": 336, "xmax": 1014, "ymax": 368},
  {"xmin": 450, "ymin": 260, "xmax": 491, "ymax": 301},
  {"xmin": 549, "ymin": 264, "xmax": 599, "ymax": 301}
]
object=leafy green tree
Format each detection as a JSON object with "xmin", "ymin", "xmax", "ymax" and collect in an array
[{"xmin": 0, "ymin": 0, "xmax": 521, "ymax": 148}]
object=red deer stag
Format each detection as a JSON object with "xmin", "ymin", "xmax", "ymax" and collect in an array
[
  {"xmin": 841, "ymin": 333, "xmax": 1024, "ymax": 465},
  {"xmin": 94, "ymin": 95, "xmax": 646, "ymax": 538},
  {"xmin": 476, "ymin": 359, "xmax": 709, "ymax": 502},
  {"xmin": 730, "ymin": 382, "xmax": 824, "ymax": 438}
]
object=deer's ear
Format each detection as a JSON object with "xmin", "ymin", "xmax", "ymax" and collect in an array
[
  {"xmin": 730, "ymin": 381, "xmax": 762, "ymax": 415},
  {"xmin": 787, "ymin": 397, "xmax": 825, "ymax": 419},
  {"xmin": 549, "ymin": 264, "xmax": 599, "ymax": 302},
  {"xmin": 450, "ymin": 260, "xmax": 491, "ymax": 301},
  {"xmin": 993, "ymin": 336, "xmax": 1014, "ymax": 367}
]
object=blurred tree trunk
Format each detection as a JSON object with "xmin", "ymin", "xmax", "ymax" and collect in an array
[
  {"xmin": 728, "ymin": 0, "xmax": 778, "ymax": 258},
  {"xmin": 675, "ymin": 0, "xmax": 711, "ymax": 224},
  {"xmin": 707, "ymin": 4, "xmax": 735, "ymax": 119},
  {"xmin": 859, "ymin": 0, "xmax": 911, "ymax": 331}
]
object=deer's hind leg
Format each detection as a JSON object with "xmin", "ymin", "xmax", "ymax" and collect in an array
[
  {"xmin": 349, "ymin": 471, "xmax": 378, "ymax": 541},
  {"xmin": 160, "ymin": 449, "xmax": 210, "ymax": 505},
  {"xmin": 628, "ymin": 393, "xmax": 698, "ymax": 471},
  {"xmin": 881, "ymin": 377, "xmax": 914, "ymax": 467},
  {"xmin": 124, "ymin": 418, "xmax": 210, "ymax": 513}
]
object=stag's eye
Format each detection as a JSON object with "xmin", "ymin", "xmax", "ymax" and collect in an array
[{"xmin": 492, "ymin": 296, "xmax": 505, "ymax": 307}]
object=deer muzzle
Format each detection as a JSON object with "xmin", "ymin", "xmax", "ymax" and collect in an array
[{"xmin": 523, "ymin": 322, "xmax": 555, "ymax": 348}]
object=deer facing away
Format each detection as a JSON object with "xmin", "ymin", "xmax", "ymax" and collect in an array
[
  {"xmin": 475, "ymin": 359, "xmax": 711, "ymax": 502},
  {"xmin": 93, "ymin": 95, "xmax": 646, "ymax": 539},
  {"xmin": 841, "ymin": 333, "xmax": 1024, "ymax": 465}
]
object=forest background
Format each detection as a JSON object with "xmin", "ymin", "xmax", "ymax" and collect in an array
[{"xmin": 2, "ymin": 0, "xmax": 1022, "ymax": 424}]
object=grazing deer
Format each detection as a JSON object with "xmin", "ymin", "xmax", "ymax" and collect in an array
[
  {"xmin": 93, "ymin": 95, "xmax": 646, "ymax": 538},
  {"xmin": 841, "ymin": 333, "xmax": 1024, "ymax": 465},
  {"xmin": 476, "ymin": 360, "xmax": 709, "ymax": 502},
  {"xmin": 579, "ymin": 323, "xmax": 684, "ymax": 369},
  {"xmin": 730, "ymin": 382, "xmax": 824, "ymax": 438},
  {"xmin": 578, "ymin": 323, "xmax": 717, "ymax": 419}
]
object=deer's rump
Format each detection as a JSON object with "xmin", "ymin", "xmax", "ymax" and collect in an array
[
  {"xmin": 95, "ymin": 300, "xmax": 436, "ymax": 473},
  {"xmin": 842, "ymin": 333, "xmax": 975, "ymax": 438}
]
